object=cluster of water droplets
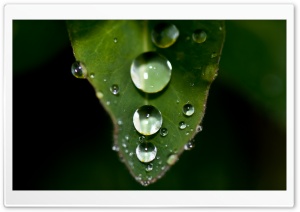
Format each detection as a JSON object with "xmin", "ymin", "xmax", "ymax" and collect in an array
[{"xmin": 69, "ymin": 22, "xmax": 215, "ymax": 186}]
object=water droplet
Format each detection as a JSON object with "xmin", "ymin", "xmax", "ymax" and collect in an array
[
  {"xmin": 211, "ymin": 52, "xmax": 218, "ymax": 58},
  {"xmin": 117, "ymin": 119, "xmax": 123, "ymax": 125},
  {"xmin": 189, "ymin": 82, "xmax": 194, "ymax": 87},
  {"xmin": 219, "ymin": 26, "xmax": 223, "ymax": 31},
  {"xmin": 176, "ymin": 100, "xmax": 179, "ymax": 104},
  {"xmin": 96, "ymin": 91, "xmax": 103, "ymax": 99},
  {"xmin": 125, "ymin": 149, "xmax": 129, "ymax": 153},
  {"xmin": 179, "ymin": 121, "xmax": 186, "ymax": 129},
  {"xmin": 130, "ymin": 52, "xmax": 172, "ymax": 93},
  {"xmin": 114, "ymin": 37, "xmax": 118, "ymax": 43},
  {"xmin": 183, "ymin": 103, "xmax": 195, "ymax": 116},
  {"xmin": 125, "ymin": 135, "xmax": 129, "ymax": 140},
  {"xmin": 89, "ymin": 73, "xmax": 95, "ymax": 78},
  {"xmin": 186, "ymin": 36, "xmax": 190, "ymax": 40},
  {"xmin": 185, "ymin": 132, "xmax": 189, "ymax": 135},
  {"xmin": 106, "ymin": 101, "xmax": 110, "ymax": 105},
  {"xmin": 161, "ymin": 166, "xmax": 165, "ymax": 170},
  {"xmin": 71, "ymin": 61, "xmax": 87, "ymax": 79},
  {"xmin": 160, "ymin": 128, "xmax": 168, "ymax": 137},
  {"xmin": 167, "ymin": 154, "xmax": 178, "ymax": 165},
  {"xmin": 112, "ymin": 144, "xmax": 119, "ymax": 152},
  {"xmin": 122, "ymin": 143, "xmax": 127, "ymax": 148},
  {"xmin": 192, "ymin": 29, "xmax": 207, "ymax": 44},
  {"xmin": 146, "ymin": 163, "xmax": 153, "ymax": 172},
  {"xmin": 151, "ymin": 23, "xmax": 179, "ymax": 48},
  {"xmin": 133, "ymin": 105, "xmax": 163, "ymax": 135},
  {"xmin": 110, "ymin": 84, "xmax": 119, "ymax": 95},
  {"xmin": 165, "ymin": 144, "xmax": 168, "ymax": 148},
  {"xmin": 136, "ymin": 142, "xmax": 157, "ymax": 163},
  {"xmin": 196, "ymin": 125, "xmax": 203, "ymax": 132},
  {"xmin": 184, "ymin": 140, "xmax": 195, "ymax": 150},
  {"xmin": 139, "ymin": 136, "xmax": 145, "ymax": 143},
  {"xmin": 141, "ymin": 180, "xmax": 150, "ymax": 186},
  {"xmin": 129, "ymin": 152, "xmax": 134, "ymax": 157},
  {"xmin": 158, "ymin": 160, "xmax": 162, "ymax": 165},
  {"xmin": 103, "ymin": 79, "xmax": 107, "ymax": 82},
  {"xmin": 157, "ymin": 156, "xmax": 160, "ymax": 160},
  {"xmin": 147, "ymin": 176, "xmax": 153, "ymax": 181}
]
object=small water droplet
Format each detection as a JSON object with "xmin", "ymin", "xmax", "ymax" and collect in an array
[
  {"xmin": 106, "ymin": 101, "xmax": 110, "ymax": 105},
  {"xmin": 184, "ymin": 139, "xmax": 195, "ymax": 150},
  {"xmin": 125, "ymin": 135, "xmax": 129, "ymax": 140},
  {"xmin": 136, "ymin": 142, "xmax": 157, "ymax": 163},
  {"xmin": 211, "ymin": 52, "xmax": 218, "ymax": 58},
  {"xmin": 151, "ymin": 23, "xmax": 179, "ymax": 48},
  {"xmin": 160, "ymin": 128, "xmax": 168, "ymax": 137},
  {"xmin": 129, "ymin": 152, "xmax": 134, "ymax": 157},
  {"xmin": 110, "ymin": 84, "xmax": 119, "ymax": 95},
  {"xmin": 185, "ymin": 132, "xmax": 189, "ymax": 135},
  {"xmin": 147, "ymin": 176, "xmax": 153, "ymax": 181},
  {"xmin": 114, "ymin": 37, "xmax": 118, "ymax": 43},
  {"xmin": 117, "ymin": 119, "xmax": 123, "ymax": 125},
  {"xmin": 192, "ymin": 30, "xmax": 207, "ymax": 44},
  {"xmin": 157, "ymin": 156, "xmax": 160, "ymax": 160},
  {"xmin": 139, "ymin": 136, "xmax": 145, "ymax": 143},
  {"xmin": 71, "ymin": 61, "xmax": 87, "ymax": 79},
  {"xmin": 165, "ymin": 144, "xmax": 168, "ymax": 148},
  {"xmin": 196, "ymin": 125, "xmax": 203, "ymax": 132},
  {"xmin": 130, "ymin": 52, "xmax": 172, "ymax": 93},
  {"xmin": 189, "ymin": 82, "xmax": 194, "ymax": 87},
  {"xmin": 96, "ymin": 91, "xmax": 103, "ymax": 99},
  {"xmin": 122, "ymin": 143, "xmax": 127, "ymax": 148},
  {"xmin": 219, "ymin": 26, "xmax": 223, "ymax": 31},
  {"xmin": 158, "ymin": 160, "xmax": 162, "ymax": 165},
  {"xmin": 103, "ymin": 79, "xmax": 107, "ymax": 82},
  {"xmin": 161, "ymin": 166, "xmax": 165, "ymax": 170},
  {"xmin": 89, "ymin": 73, "xmax": 95, "ymax": 78},
  {"xmin": 141, "ymin": 180, "xmax": 150, "ymax": 186},
  {"xmin": 176, "ymin": 99, "xmax": 179, "ymax": 104},
  {"xmin": 133, "ymin": 105, "xmax": 163, "ymax": 135},
  {"xmin": 167, "ymin": 154, "xmax": 178, "ymax": 165},
  {"xmin": 112, "ymin": 144, "xmax": 119, "ymax": 152},
  {"xmin": 146, "ymin": 163, "xmax": 153, "ymax": 172},
  {"xmin": 183, "ymin": 103, "xmax": 195, "ymax": 116},
  {"xmin": 186, "ymin": 36, "xmax": 190, "ymax": 40},
  {"xmin": 125, "ymin": 149, "xmax": 129, "ymax": 153},
  {"xmin": 179, "ymin": 121, "xmax": 186, "ymax": 129}
]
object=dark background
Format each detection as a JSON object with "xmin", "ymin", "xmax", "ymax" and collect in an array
[{"xmin": 13, "ymin": 20, "xmax": 286, "ymax": 190}]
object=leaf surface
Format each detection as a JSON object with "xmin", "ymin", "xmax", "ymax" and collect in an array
[{"xmin": 67, "ymin": 20, "xmax": 225, "ymax": 186}]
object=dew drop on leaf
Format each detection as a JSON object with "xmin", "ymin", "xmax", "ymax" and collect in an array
[
  {"xmin": 179, "ymin": 121, "xmax": 187, "ymax": 129},
  {"xmin": 183, "ymin": 103, "xmax": 195, "ymax": 116},
  {"xmin": 192, "ymin": 29, "xmax": 207, "ymax": 44},
  {"xmin": 136, "ymin": 142, "xmax": 157, "ymax": 163},
  {"xmin": 71, "ymin": 61, "xmax": 87, "ymax": 79},
  {"xmin": 151, "ymin": 23, "xmax": 179, "ymax": 48},
  {"xmin": 133, "ymin": 105, "xmax": 163, "ymax": 135},
  {"xmin": 130, "ymin": 52, "xmax": 172, "ymax": 93}
]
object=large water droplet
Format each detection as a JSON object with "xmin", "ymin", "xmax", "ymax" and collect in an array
[
  {"xmin": 167, "ymin": 154, "xmax": 178, "ymax": 165},
  {"xmin": 146, "ymin": 163, "xmax": 153, "ymax": 172},
  {"xmin": 179, "ymin": 121, "xmax": 186, "ymax": 129},
  {"xmin": 183, "ymin": 103, "xmax": 195, "ymax": 116},
  {"xmin": 192, "ymin": 29, "xmax": 207, "ymax": 44},
  {"xmin": 160, "ymin": 128, "xmax": 168, "ymax": 137},
  {"xmin": 71, "ymin": 61, "xmax": 87, "ymax": 79},
  {"xmin": 130, "ymin": 52, "xmax": 172, "ymax": 93},
  {"xmin": 110, "ymin": 84, "xmax": 119, "ymax": 95},
  {"xmin": 151, "ymin": 23, "xmax": 179, "ymax": 48},
  {"xmin": 136, "ymin": 142, "xmax": 157, "ymax": 163},
  {"xmin": 133, "ymin": 105, "xmax": 163, "ymax": 135}
]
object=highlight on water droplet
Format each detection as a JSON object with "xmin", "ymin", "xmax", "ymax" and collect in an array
[
  {"xmin": 184, "ymin": 139, "xmax": 195, "ymax": 150},
  {"xmin": 89, "ymin": 73, "xmax": 95, "ymax": 78},
  {"xmin": 112, "ymin": 144, "xmax": 119, "ymax": 152},
  {"xmin": 160, "ymin": 128, "xmax": 168, "ymax": 137},
  {"xmin": 136, "ymin": 142, "xmax": 157, "ymax": 163},
  {"xmin": 133, "ymin": 105, "xmax": 163, "ymax": 136},
  {"xmin": 167, "ymin": 154, "xmax": 178, "ymax": 166},
  {"xmin": 114, "ymin": 37, "xmax": 118, "ymax": 43},
  {"xmin": 110, "ymin": 84, "xmax": 119, "ymax": 95},
  {"xmin": 146, "ymin": 163, "xmax": 153, "ymax": 172},
  {"xmin": 151, "ymin": 22, "xmax": 179, "ymax": 48},
  {"xmin": 179, "ymin": 121, "xmax": 186, "ymax": 129},
  {"xmin": 130, "ymin": 52, "xmax": 172, "ymax": 93},
  {"xmin": 96, "ymin": 91, "xmax": 104, "ymax": 99},
  {"xmin": 192, "ymin": 29, "xmax": 207, "ymax": 44},
  {"xmin": 71, "ymin": 61, "xmax": 87, "ymax": 79},
  {"xmin": 183, "ymin": 103, "xmax": 195, "ymax": 116}
]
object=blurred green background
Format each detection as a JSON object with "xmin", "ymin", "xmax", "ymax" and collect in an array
[{"xmin": 13, "ymin": 20, "xmax": 286, "ymax": 190}]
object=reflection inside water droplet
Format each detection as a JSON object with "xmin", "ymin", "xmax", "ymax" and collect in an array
[
  {"xmin": 136, "ymin": 142, "xmax": 157, "ymax": 163},
  {"xmin": 71, "ymin": 61, "xmax": 87, "ymax": 79},
  {"xmin": 192, "ymin": 30, "xmax": 207, "ymax": 44},
  {"xmin": 151, "ymin": 23, "xmax": 179, "ymax": 48}
]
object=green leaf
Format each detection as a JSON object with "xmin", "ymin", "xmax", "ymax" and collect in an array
[{"xmin": 67, "ymin": 20, "xmax": 225, "ymax": 186}]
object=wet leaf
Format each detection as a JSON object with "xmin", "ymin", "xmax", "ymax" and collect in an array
[{"xmin": 67, "ymin": 20, "xmax": 225, "ymax": 186}]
